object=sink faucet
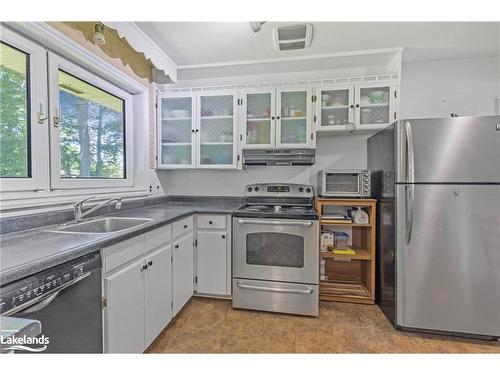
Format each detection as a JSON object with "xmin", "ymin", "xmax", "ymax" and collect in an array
[{"xmin": 73, "ymin": 196, "xmax": 122, "ymax": 222}]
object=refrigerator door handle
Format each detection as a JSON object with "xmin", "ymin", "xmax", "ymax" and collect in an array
[
  {"xmin": 405, "ymin": 121, "xmax": 415, "ymax": 244},
  {"xmin": 405, "ymin": 121, "xmax": 415, "ymax": 184}
]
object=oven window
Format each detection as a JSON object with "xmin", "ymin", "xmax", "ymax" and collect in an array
[
  {"xmin": 325, "ymin": 173, "xmax": 359, "ymax": 193},
  {"xmin": 246, "ymin": 233, "xmax": 304, "ymax": 268}
]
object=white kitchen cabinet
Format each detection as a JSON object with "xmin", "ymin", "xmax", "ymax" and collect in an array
[
  {"xmin": 197, "ymin": 91, "xmax": 239, "ymax": 169},
  {"xmin": 241, "ymin": 89, "xmax": 276, "ymax": 149},
  {"xmin": 315, "ymin": 81, "xmax": 397, "ymax": 133},
  {"xmin": 241, "ymin": 87, "xmax": 314, "ymax": 149},
  {"xmin": 104, "ymin": 257, "xmax": 145, "ymax": 353},
  {"xmin": 315, "ymin": 84, "xmax": 355, "ymax": 132},
  {"xmin": 355, "ymin": 82, "xmax": 397, "ymax": 130},
  {"xmin": 172, "ymin": 231, "xmax": 194, "ymax": 316},
  {"xmin": 196, "ymin": 230, "xmax": 229, "ymax": 295},
  {"xmin": 158, "ymin": 93, "xmax": 197, "ymax": 169},
  {"xmin": 157, "ymin": 91, "xmax": 239, "ymax": 169},
  {"xmin": 144, "ymin": 244, "xmax": 172, "ymax": 348},
  {"xmin": 277, "ymin": 87, "xmax": 314, "ymax": 148}
]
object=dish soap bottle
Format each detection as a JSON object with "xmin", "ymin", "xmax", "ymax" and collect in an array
[{"xmin": 352, "ymin": 207, "xmax": 369, "ymax": 224}]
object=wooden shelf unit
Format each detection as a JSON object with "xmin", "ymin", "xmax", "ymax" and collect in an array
[{"xmin": 315, "ymin": 197, "xmax": 376, "ymax": 304}]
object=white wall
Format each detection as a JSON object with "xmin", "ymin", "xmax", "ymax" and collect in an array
[
  {"xmin": 400, "ymin": 56, "xmax": 500, "ymax": 119},
  {"xmin": 157, "ymin": 134, "xmax": 369, "ymax": 196}
]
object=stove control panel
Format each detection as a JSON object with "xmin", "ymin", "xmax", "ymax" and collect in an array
[{"xmin": 244, "ymin": 183, "xmax": 314, "ymax": 198}]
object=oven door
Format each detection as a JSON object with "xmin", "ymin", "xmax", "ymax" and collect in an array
[{"xmin": 233, "ymin": 217, "xmax": 319, "ymax": 284}]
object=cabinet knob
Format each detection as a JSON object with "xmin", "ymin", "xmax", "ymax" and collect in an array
[
  {"xmin": 191, "ymin": 129, "xmax": 195, "ymax": 133},
  {"xmin": 195, "ymin": 129, "xmax": 199, "ymax": 133},
  {"xmin": 184, "ymin": 224, "xmax": 188, "ymax": 228},
  {"xmin": 350, "ymin": 105, "xmax": 354, "ymax": 109},
  {"xmin": 209, "ymin": 221, "xmax": 213, "ymax": 224},
  {"xmin": 276, "ymin": 116, "xmax": 281, "ymax": 120},
  {"xmin": 175, "ymin": 244, "xmax": 179, "ymax": 249},
  {"xmin": 271, "ymin": 116, "xmax": 275, "ymax": 120},
  {"xmin": 222, "ymin": 235, "xmax": 226, "ymax": 239},
  {"xmin": 148, "ymin": 261, "xmax": 153, "ymax": 266},
  {"xmin": 356, "ymin": 104, "xmax": 360, "ymax": 108},
  {"xmin": 143, "ymin": 264, "xmax": 148, "ymax": 271}
]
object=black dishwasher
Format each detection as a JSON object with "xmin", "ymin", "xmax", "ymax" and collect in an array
[{"xmin": 0, "ymin": 252, "xmax": 103, "ymax": 353}]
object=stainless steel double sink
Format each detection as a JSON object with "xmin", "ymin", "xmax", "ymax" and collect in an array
[{"xmin": 49, "ymin": 217, "xmax": 152, "ymax": 234}]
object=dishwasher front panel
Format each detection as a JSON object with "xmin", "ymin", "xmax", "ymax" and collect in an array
[{"xmin": 1, "ymin": 252, "xmax": 103, "ymax": 353}]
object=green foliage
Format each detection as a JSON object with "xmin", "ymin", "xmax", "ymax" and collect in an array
[{"xmin": 0, "ymin": 66, "xmax": 29, "ymax": 177}]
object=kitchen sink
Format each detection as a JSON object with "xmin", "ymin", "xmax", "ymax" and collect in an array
[{"xmin": 51, "ymin": 217, "xmax": 153, "ymax": 234}]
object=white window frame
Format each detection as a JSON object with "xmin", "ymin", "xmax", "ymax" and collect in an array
[
  {"xmin": 0, "ymin": 27, "xmax": 49, "ymax": 192},
  {"xmin": 48, "ymin": 52, "xmax": 135, "ymax": 189}
]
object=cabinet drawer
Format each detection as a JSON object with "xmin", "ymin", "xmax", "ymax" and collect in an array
[
  {"xmin": 197, "ymin": 214, "xmax": 226, "ymax": 230},
  {"xmin": 172, "ymin": 216, "xmax": 193, "ymax": 239},
  {"xmin": 145, "ymin": 224, "xmax": 172, "ymax": 252},
  {"xmin": 104, "ymin": 235, "xmax": 144, "ymax": 273}
]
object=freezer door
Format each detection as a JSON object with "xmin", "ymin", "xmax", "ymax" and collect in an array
[
  {"xmin": 397, "ymin": 184, "xmax": 500, "ymax": 336},
  {"xmin": 397, "ymin": 116, "xmax": 500, "ymax": 183}
]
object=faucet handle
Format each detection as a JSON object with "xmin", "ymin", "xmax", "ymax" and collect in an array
[{"xmin": 73, "ymin": 195, "xmax": 96, "ymax": 207}]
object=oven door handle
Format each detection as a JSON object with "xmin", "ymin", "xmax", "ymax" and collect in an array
[
  {"xmin": 236, "ymin": 281, "xmax": 314, "ymax": 295},
  {"xmin": 237, "ymin": 219, "xmax": 313, "ymax": 227},
  {"xmin": 4, "ymin": 272, "xmax": 91, "ymax": 316}
]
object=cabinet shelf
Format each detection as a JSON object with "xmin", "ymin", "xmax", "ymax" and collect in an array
[
  {"xmin": 246, "ymin": 117, "xmax": 272, "ymax": 121},
  {"xmin": 162, "ymin": 117, "xmax": 191, "ymax": 121},
  {"xmin": 162, "ymin": 142, "xmax": 191, "ymax": 146},
  {"xmin": 200, "ymin": 115, "xmax": 233, "ymax": 119},
  {"xmin": 200, "ymin": 142, "xmax": 233, "ymax": 145},
  {"xmin": 281, "ymin": 116, "xmax": 306, "ymax": 120},
  {"xmin": 359, "ymin": 102, "xmax": 389, "ymax": 107},
  {"xmin": 321, "ymin": 249, "xmax": 372, "ymax": 261},
  {"xmin": 320, "ymin": 280, "xmax": 372, "ymax": 302},
  {"xmin": 322, "ymin": 105, "xmax": 349, "ymax": 109},
  {"xmin": 320, "ymin": 219, "xmax": 372, "ymax": 227}
]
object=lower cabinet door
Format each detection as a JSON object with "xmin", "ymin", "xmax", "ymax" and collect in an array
[
  {"xmin": 172, "ymin": 232, "xmax": 194, "ymax": 316},
  {"xmin": 105, "ymin": 258, "xmax": 145, "ymax": 353},
  {"xmin": 196, "ymin": 231, "xmax": 228, "ymax": 295},
  {"xmin": 145, "ymin": 244, "xmax": 172, "ymax": 348}
]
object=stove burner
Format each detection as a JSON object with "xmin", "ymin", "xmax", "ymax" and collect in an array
[{"xmin": 245, "ymin": 205, "xmax": 269, "ymax": 211}]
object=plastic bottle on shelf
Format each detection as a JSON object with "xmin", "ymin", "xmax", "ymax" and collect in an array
[{"xmin": 352, "ymin": 207, "xmax": 369, "ymax": 224}]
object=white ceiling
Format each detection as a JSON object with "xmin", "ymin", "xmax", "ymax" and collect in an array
[{"xmin": 135, "ymin": 22, "xmax": 500, "ymax": 67}]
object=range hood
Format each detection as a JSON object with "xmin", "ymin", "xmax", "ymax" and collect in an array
[{"xmin": 243, "ymin": 149, "xmax": 315, "ymax": 166}]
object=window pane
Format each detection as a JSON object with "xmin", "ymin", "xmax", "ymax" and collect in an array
[
  {"xmin": 59, "ymin": 70, "xmax": 125, "ymax": 179},
  {"xmin": 0, "ymin": 42, "xmax": 30, "ymax": 178}
]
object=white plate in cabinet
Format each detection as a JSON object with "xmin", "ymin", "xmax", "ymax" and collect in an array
[
  {"xmin": 104, "ymin": 257, "xmax": 145, "ymax": 353},
  {"xmin": 196, "ymin": 230, "xmax": 229, "ymax": 296},
  {"xmin": 197, "ymin": 214, "xmax": 226, "ymax": 230},
  {"xmin": 172, "ymin": 216, "xmax": 193, "ymax": 239},
  {"xmin": 144, "ymin": 244, "xmax": 172, "ymax": 348},
  {"xmin": 172, "ymin": 232, "xmax": 194, "ymax": 316}
]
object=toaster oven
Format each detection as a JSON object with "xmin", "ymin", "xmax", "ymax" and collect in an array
[{"xmin": 318, "ymin": 169, "xmax": 371, "ymax": 197}]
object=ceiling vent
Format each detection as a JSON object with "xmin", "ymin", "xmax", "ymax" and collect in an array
[{"xmin": 273, "ymin": 24, "xmax": 313, "ymax": 51}]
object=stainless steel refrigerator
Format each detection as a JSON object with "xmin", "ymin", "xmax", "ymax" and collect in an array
[{"xmin": 368, "ymin": 115, "xmax": 500, "ymax": 339}]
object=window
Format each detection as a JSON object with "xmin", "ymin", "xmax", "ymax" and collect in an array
[
  {"xmin": 0, "ymin": 41, "xmax": 30, "ymax": 178},
  {"xmin": 48, "ymin": 53, "xmax": 134, "ymax": 189},
  {"xmin": 0, "ymin": 27, "xmax": 146, "ymax": 206},
  {"xmin": 58, "ymin": 70, "xmax": 125, "ymax": 179}
]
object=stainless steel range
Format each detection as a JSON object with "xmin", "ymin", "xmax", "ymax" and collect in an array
[{"xmin": 232, "ymin": 183, "xmax": 319, "ymax": 316}]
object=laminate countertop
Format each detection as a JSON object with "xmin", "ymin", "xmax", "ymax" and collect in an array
[{"xmin": 0, "ymin": 202, "xmax": 242, "ymax": 285}]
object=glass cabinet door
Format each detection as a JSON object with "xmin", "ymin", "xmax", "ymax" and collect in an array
[
  {"xmin": 198, "ymin": 93, "xmax": 236, "ymax": 168},
  {"xmin": 317, "ymin": 85, "xmax": 354, "ymax": 130},
  {"xmin": 277, "ymin": 89, "xmax": 311, "ymax": 147},
  {"xmin": 356, "ymin": 84, "xmax": 393, "ymax": 127},
  {"xmin": 243, "ymin": 91, "xmax": 274, "ymax": 148},
  {"xmin": 159, "ymin": 95, "xmax": 195, "ymax": 167}
]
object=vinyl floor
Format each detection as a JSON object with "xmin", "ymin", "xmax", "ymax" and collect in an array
[{"xmin": 146, "ymin": 297, "xmax": 500, "ymax": 353}]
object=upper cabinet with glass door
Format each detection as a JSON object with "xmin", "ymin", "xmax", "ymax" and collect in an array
[
  {"xmin": 276, "ymin": 88, "xmax": 313, "ymax": 148},
  {"xmin": 197, "ymin": 92, "xmax": 238, "ymax": 168},
  {"xmin": 356, "ymin": 82, "xmax": 396, "ymax": 129},
  {"xmin": 316, "ymin": 85, "xmax": 355, "ymax": 132},
  {"xmin": 158, "ymin": 94, "xmax": 196, "ymax": 168},
  {"xmin": 242, "ymin": 90, "xmax": 275, "ymax": 149}
]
